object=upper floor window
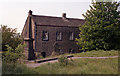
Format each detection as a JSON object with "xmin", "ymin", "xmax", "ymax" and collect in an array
[
  {"xmin": 42, "ymin": 31, "xmax": 49, "ymax": 41},
  {"xmin": 69, "ymin": 32, "xmax": 74, "ymax": 40},
  {"xmin": 56, "ymin": 32, "xmax": 62, "ymax": 41}
]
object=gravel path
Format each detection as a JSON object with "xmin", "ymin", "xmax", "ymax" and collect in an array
[{"xmin": 26, "ymin": 56, "xmax": 118, "ymax": 68}]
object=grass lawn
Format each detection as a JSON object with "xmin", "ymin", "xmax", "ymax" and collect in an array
[
  {"xmin": 41, "ymin": 50, "xmax": 118, "ymax": 59},
  {"xmin": 2, "ymin": 50, "xmax": 119, "ymax": 74},
  {"xmin": 3, "ymin": 57, "xmax": 118, "ymax": 74},
  {"xmin": 32, "ymin": 50, "xmax": 119, "ymax": 74},
  {"xmin": 71, "ymin": 50, "xmax": 118, "ymax": 57},
  {"xmin": 34, "ymin": 57, "xmax": 118, "ymax": 74}
]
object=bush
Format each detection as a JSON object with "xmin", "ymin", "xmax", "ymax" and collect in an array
[
  {"xmin": 2, "ymin": 44, "xmax": 25, "ymax": 63},
  {"xmin": 58, "ymin": 55, "xmax": 68, "ymax": 66}
]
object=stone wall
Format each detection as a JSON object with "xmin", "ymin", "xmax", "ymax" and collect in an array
[{"xmin": 35, "ymin": 25, "xmax": 80, "ymax": 56}]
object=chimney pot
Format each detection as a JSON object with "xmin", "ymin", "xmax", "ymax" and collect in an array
[
  {"xmin": 62, "ymin": 13, "xmax": 66, "ymax": 18},
  {"xmin": 28, "ymin": 10, "xmax": 32, "ymax": 15}
]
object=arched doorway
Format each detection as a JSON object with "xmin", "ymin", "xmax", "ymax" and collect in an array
[{"xmin": 41, "ymin": 52, "xmax": 46, "ymax": 58}]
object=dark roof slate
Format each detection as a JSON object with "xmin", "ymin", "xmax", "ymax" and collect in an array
[{"xmin": 32, "ymin": 15, "xmax": 85, "ymax": 27}]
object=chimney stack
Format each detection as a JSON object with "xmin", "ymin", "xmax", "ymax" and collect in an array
[
  {"xmin": 62, "ymin": 13, "xmax": 66, "ymax": 19},
  {"xmin": 28, "ymin": 10, "xmax": 32, "ymax": 15}
]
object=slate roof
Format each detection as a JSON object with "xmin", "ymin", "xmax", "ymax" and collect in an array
[{"xmin": 32, "ymin": 15, "xmax": 85, "ymax": 27}]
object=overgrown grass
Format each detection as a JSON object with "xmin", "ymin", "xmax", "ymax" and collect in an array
[
  {"xmin": 34, "ymin": 58, "xmax": 118, "ymax": 74},
  {"xmin": 33, "ymin": 50, "xmax": 118, "ymax": 74},
  {"xmin": 2, "ymin": 63, "xmax": 38, "ymax": 74},
  {"xmin": 71, "ymin": 50, "xmax": 118, "ymax": 57},
  {"xmin": 2, "ymin": 57, "xmax": 118, "ymax": 74},
  {"xmin": 2, "ymin": 50, "xmax": 119, "ymax": 74}
]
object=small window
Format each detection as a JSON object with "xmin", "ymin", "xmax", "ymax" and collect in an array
[
  {"xmin": 56, "ymin": 32, "xmax": 62, "ymax": 41},
  {"xmin": 69, "ymin": 32, "xmax": 74, "ymax": 40},
  {"xmin": 42, "ymin": 31, "xmax": 49, "ymax": 41}
]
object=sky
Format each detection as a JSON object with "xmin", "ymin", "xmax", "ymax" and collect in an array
[{"xmin": 0, "ymin": 0, "xmax": 119, "ymax": 33}]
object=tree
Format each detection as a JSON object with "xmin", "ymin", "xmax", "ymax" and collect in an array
[
  {"xmin": 1, "ymin": 25, "xmax": 22, "ymax": 51},
  {"xmin": 76, "ymin": 1, "xmax": 120, "ymax": 51}
]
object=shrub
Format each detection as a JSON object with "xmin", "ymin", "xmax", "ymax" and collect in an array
[
  {"xmin": 58, "ymin": 55, "xmax": 68, "ymax": 66},
  {"xmin": 2, "ymin": 44, "xmax": 25, "ymax": 63}
]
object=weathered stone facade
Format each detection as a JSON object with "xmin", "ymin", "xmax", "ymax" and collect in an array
[{"xmin": 22, "ymin": 10, "xmax": 85, "ymax": 60}]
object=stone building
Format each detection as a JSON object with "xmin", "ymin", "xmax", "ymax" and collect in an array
[{"xmin": 22, "ymin": 10, "xmax": 85, "ymax": 60}]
